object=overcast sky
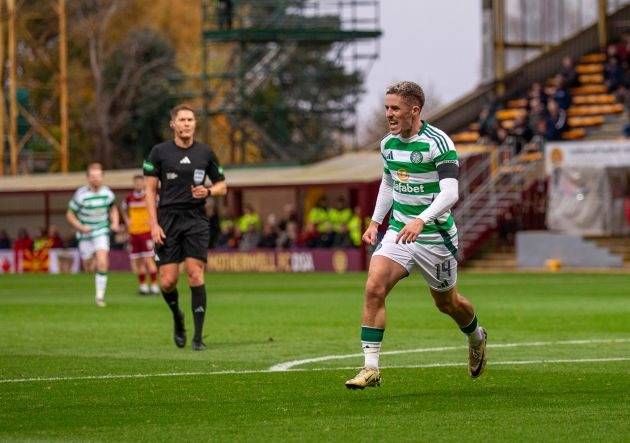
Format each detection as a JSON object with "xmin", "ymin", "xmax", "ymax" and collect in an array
[{"xmin": 357, "ymin": 0, "xmax": 483, "ymax": 126}]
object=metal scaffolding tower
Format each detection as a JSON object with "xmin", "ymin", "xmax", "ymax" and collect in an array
[
  {"xmin": 196, "ymin": 0, "xmax": 381, "ymax": 164},
  {"xmin": 0, "ymin": 0, "xmax": 69, "ymax": 175}
]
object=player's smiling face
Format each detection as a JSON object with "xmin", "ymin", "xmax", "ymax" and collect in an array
[
  {"xmin": 385, "ymin": 93, "xmax": 419, "ymax": 138},
  {"xmin": 171, "ymin": 110, "xmax": 196, "ymax": 140}
]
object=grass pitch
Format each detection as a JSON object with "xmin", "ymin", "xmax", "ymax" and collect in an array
[{"xmin": 1, "ymin": 272, "xmax": 629, "ymax": 441}]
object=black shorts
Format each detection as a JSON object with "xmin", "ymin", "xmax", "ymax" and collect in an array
[{"xmin": 155, "ymin": 207, "xmax": 209, "ymax": 266}]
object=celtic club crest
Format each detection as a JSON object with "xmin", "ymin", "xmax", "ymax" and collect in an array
[{"xmin": 410, "ymin": 151, "xmax": 423, "ymax": 164}]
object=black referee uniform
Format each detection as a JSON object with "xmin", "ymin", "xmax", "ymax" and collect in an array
[
  {"xmin": 143, "ymin": 140, "xmax": 225, "ymax": 264},
  {"xmin": 143, "ymin": 139, "xmax": 225, "ymax": 349}
]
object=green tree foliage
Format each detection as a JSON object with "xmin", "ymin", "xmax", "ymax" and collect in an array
[{"xmin": 235, "ymin": 1, "xmax": 365, "ymax": 162}]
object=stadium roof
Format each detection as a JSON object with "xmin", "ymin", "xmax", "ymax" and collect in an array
[
  {"xmin": 0, "ymin": 151, "xmax": 384, "ymax": 192},
  {"xmin": 0, "ymin": 147, "xmax": 490, "ymax": 193}
]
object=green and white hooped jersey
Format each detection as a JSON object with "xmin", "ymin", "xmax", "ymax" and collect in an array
[
  {"xmin": 68, "ymin": 185, "xmax": 115, "ymax": 240},
  {"xmin": 381, "ymin": 121, "xmax": 458, "ymax": 254}
]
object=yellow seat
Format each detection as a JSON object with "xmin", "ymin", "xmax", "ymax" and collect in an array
[{"xmin": 575, "ymin": 63, "xmax": 604, "ymax": 74}]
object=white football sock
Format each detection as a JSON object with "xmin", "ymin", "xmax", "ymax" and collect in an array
[
  {"xmin": 362, "ymin": 341, "xmax": 381, "ymax": 369},
  {"xmin": 95, "ymin": 272, "xmax": 108, "ymax": 300},
  {"xmin": 468, "ymin": 326, "xmax": 485, "ymax": 346}
]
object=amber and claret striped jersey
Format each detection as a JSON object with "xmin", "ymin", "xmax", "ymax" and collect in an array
[{"xmin": 122, "ymin": 191, "xmax": 151, "ymax": 235}]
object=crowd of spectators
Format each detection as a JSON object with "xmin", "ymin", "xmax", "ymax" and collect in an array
[
  {"xmin": 2, "ymin": 196, "xmax": 365, "ymax": 256},
  {"xmin": 475, "ymin": 60, "xmax": 576, "ymax": 156},
  {"xmin": 0, "ymin": 226, "xmax": 66, "ymax": 253},
  {"xmin": 208, "ymin": 197, "xmax": 364, "ymax": 251},
  {"xmin": 473, "ymin": 34, "xmax": 630, "ymax": 157}
]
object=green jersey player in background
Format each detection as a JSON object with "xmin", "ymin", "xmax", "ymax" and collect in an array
[
  {"xmin": 345, "ymin": 82, "xmax": 487, "ymax": 389},
  {"xmin": 66, "ymin": 162, "xmax": 120, "ymax": 307}
]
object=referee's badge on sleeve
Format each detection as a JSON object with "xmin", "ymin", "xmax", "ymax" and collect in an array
[{"xmin": 193, "ymin": 169, "xmax": 205, "ymax": 185}]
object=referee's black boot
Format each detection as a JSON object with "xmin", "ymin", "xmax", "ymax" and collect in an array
[
  {"xmin": 173, "ymin": 310, "xmax": 186, "ymax": 348},
  {"xmin": 191, "ymin": 339, "xmax": 206, "ymax": 351}
]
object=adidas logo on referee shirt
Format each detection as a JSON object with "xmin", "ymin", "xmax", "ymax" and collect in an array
[{"xmin": 180, "ymin": 156, "xmax": 191, "ymax": 164}]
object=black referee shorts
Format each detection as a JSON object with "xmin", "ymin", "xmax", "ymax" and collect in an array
[{"xmin": 155, "ymin": 207, "xmax": 209, "ymax": 266}]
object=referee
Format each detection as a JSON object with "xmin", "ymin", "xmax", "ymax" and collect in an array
[{"xmin": 143, "ymin": 104, "xmax": 227, "ymax": 350}]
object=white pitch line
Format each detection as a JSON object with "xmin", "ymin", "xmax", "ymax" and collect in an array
[
  {"xmin": 1, "ymin": 356, "xmax": 629, "ymax": 384},
  {"xmin": 268, "ymin": 338, "xmax": 630, "ymax": 371}
]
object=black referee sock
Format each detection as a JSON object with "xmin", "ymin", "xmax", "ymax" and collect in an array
[
  {"xmin": 191, "ymin": 285, "xmax": 207, "ymax": 342},
  {"xmin": 162, "ymin": 288, "xmax": 181, "ymax": 317}
]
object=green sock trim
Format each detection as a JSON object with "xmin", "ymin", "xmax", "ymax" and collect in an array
[
  {"xmin": 361, "ymin": 326, "xmax": 384, "ymax": 342},
  {"xmin": 96, "ymin": 272, "xmax": 107, "ymax": 276},
  {"xmin": 460, "ymin": 315, "xmax": 478, "ymax": 334}
]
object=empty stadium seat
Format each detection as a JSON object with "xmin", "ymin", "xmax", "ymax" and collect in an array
[
  {"xmin": 561, "ymin": 128, "xmax": 587, "ymax": 140},
  {"xmin": 579, "ymin": 53, "xmax": 606, "ymax": 63},
  {"xmin": 495, "ymin": 108, "xmax": 527, "ymax": 121},
  {"xmin": 451, "ymin": 131, "xmax": 480, "ymax": 143},
  {"xmin": 578, "ymin": 73, "xmax": 604, "ymax": 84},
  {"xmin": 575, "ymin": 63, "xmax": 604, "ymax": 74},
  {"xmin": 567, "ymin": 115, "xmax": 605, "ymax": 127},
  {"xmin": 572, "ymin": 94, "xmax": 617, "ymax": 105},
  {"xmin": 570, "ymin": 84, "xmax": 608, "ymax": 95}
]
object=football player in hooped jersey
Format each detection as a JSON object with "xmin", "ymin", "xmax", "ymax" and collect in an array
[
  {"xmin": 345, "ymin": 82, "xmax": 487, "ymax": 389},
  {"xmin": 143, "ymin": 104, "xmax": 227, "ymax": 351}
]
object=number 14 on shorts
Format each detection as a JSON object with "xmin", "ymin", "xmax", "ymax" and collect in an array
[{"xmin": 435, "ymin": 260, "xmax": 452, "ymax": 280}]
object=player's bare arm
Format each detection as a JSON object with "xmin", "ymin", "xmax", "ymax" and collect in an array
[
  {"xmin": 66, "ymin": 209, "xmax": 91, "ymax": 234},
  {"xmin": 145, "ymin": 176, "xmax": 165, "ymax": 245},
  {"xmin": 362, "ymin": 220, "xmax": 380, "ymax": 245},
  {"xmin": 109, "ymin": 204, "xmax": 121, "ymax": 233}
]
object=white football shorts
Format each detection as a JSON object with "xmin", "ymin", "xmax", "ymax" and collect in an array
[
  {"xmin": 372, "ymin": 229, "xmax": 458, "ymax": 291},
  {"xmin": 78, "ymin": 234, "xmax": 110, "ymax": 260}
]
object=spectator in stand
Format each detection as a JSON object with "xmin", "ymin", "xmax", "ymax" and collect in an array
[
  {"xmin": 617, "ymin": 33, "xmax": 630, "ymax": 63},
  {"xmin": 0, "ymin": 230, "xmax": 11, "ymax": 249},
  {"xmin": 333, "ymin": 224, "xmax": 354, "ymax": 248},
  {"xmin": 560, "ymin": 56, "xmax": 579, "ymax": 88},
  {"xmin": 545, "ymin": 99, "xmax": 568, "ymax": 141},
  {"xmin": 205, "ymin": 201, "xmax": 220, "ymax": 249},
  {"xmin": 476, "ymin": 105, "xmax": 497, "ymax": 140},
  {"xmin": 347, "ymin": 207, "xmax": 363, "ymax": 247},
  {"xmin": 239, "ymin": 224, "xmax": 261, "ymax": 251},
  {"xmin": 528, "ymin": 98, "xmax": 548, "ymax": 132},
  {"xmin": 328, "ymin": 196, "xmax": 352, "ymax": 235},
  {"xmin": 510, "ymin": 114, "xmax": 533, "ymax": 155},
  {"xmin": 277, "ymin": 220, "xmax": 299, "ymax": 249},
  {"xmin": 47, "ymin": 225, "xmax": 64, "ymax": 249},
  {"xmin": 13, "ymin": 228, "xmax": 33, "ymax": 252},
  {"xmin": 528, "ymin": 81, "xmax": 547, "ymax": 105},
  {"xmin": 258, "ymin": 223, "xmax": 278, "ymax": 249},
  {"xmin": 491, "ymin": 126, "xmax": 509, "ymax": 146},
  {"xmin": 527, "ymin": 119, "xmax": 548, "ymax": 152},
  {"xmin": 33, "ymin": 227, "xmax": 49, "ymax": 252},
  {"xmin": 316, "ymin": 222, "xmax": 335, "ymax": 248},
  {"xmin": 498, "ymin": 210, "xmax": 516, "ymax": 252},
  {"xmin": 308, "ymin": 196, "xmax": 329, "ymax": 233},
  {"xmin": 278, "ymin": 203, "xmax": 298, "ymax": 231},
  {"xmin": 238, "ymin": 204, "xmax": 261, "ymax": 233},
  {"xmin": 551, "ymin": 75, "xmax": 571, "ymax": 110},
  {"xmin": 604, "ymin": 57, "xmax": 624, "ymax": 91},
  {"xmin": 298, "ymin": 222, "xmax": 320, "ymax": 248},
  {"xmin": 215, "ymin": 220, "xmax": 237, "ymax": 250}
]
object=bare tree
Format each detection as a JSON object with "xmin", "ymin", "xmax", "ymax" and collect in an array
[{"xmin": 75, "ymin": 0, "xmax": 172, "ymax": 167}]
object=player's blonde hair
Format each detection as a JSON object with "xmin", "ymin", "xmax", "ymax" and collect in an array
[{"xmin": 386, "ymin": 81, "xmax": 425, "ymax": 108}]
